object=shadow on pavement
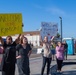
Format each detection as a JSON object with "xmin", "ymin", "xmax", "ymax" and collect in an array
[
  {"xmin": 63, "ymin": 71, "xmax": 76, "ymax": 75},
  {"xmin": 50, "ymin": 61, "xmax": 76, "ymax": 75},
  {"xmin": 63, "ymin": 61, "xmax": 76, "ymax": 66}
]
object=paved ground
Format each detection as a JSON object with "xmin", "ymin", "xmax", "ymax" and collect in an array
[
  {"xmin": 50, "ymin": 55, "xmax": 76, "ymax": 75},
  {"xmin": 0, "ymin": 52, "xmax": 76, "ymax": 75},
  {"xmin": 16, "ymin": 55, "xmax": 76, "ymax": 75}
]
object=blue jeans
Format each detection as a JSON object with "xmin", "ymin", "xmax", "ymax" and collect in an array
[{"xmin": 41, "ymin": 57, "xmax": 52, "ymax": 75}]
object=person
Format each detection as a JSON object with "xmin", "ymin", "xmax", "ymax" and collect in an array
[
  {"xmin": 0, "ymin": 42, "xmax": 4, "ymax": 54},
  {"xmin": 56, "ymin": 42, "xmax": 64, "ymax": 73},
  {"xmin": 40, "ymin": 36, "xmax": 55, "ymax": 75},
  {"xmin": 63, "ymin": 41, "xmax": 68, "ymax": 60},
  {"xmin": 50, "ymin": 41, "xmax": 56, "ymax": 61},
  {"xmin": 0, "ymin": 34, "xmax": 21, "ymax": 75},
  {"xmin": 74, "ymin": 41, "xmax": 76, "ymax": 54},
  {"xmin": 16, "ymin": 36, "xmax": 32, "ymax": 75},
  {"xmin": 0, "ymin": 41, "xmax": 4, "ymax": 65},
  {"xmin": 29, "ymin": 42, "xmax": 33, "ymax": 49}
]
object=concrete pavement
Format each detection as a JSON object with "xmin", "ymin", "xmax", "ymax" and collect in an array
[
  {"xmin": 30, "ymin": 55, "xmax": 76, "ymax": 75},
  {"xmin": 0, "ymin": 55, "xmax": 76, "ymax": 75},
  {"xmin": 50, "ymin": 55, "xmax": 76, "ymax": 75},
  {"xmin": 29, "ymin": 55, "xmax": 76, "ymax": 75}
]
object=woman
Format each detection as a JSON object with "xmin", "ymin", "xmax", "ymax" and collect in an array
[
  {"xmin": 40, "ymin": 36, "xmax": 54, "ymax": 75},
  {"xmin": 0, "ymin": 41, "xmax": 4, "ymax": 64},
  {"xmin": 50, "ymin": 41, "xmax": 56, "ymax": 61},
  {"xmin": 0, "ymin": 35, "xmax": 21, "ymax": 75},
  {"xmin": 56, "ymin": 42, "xmax": 64, "ymax": 73},
  {"xmin": 63, "ymin": 41, "xmax": 68, "ymax": 60},
  {"xmin": 16, "ymin": 37, "xmax": 32, "ymax": 75}
]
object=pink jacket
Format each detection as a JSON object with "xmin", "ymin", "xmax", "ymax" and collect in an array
[{"xmin": 56, "ymin": 46, "xmax": 64, "ymax": 60}]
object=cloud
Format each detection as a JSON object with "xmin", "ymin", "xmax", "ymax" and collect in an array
[
  {"xmin": 33, "ymin": 4, "xmax": 43, "ymax": 9},
  {"xmin": 46, "ymin": 7, "xmax": 66, "ymax": 16},
  {"xmin": 33, "ymin": 4, "xmax": 66, "ymax": 16}
]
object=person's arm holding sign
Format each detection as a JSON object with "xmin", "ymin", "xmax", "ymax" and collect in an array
[
  {"xmin": 51, "ymin": 36, "xmax": 55, "ymax": 41},
  {"xmin": 39, "ymin": 36, "xmax": 43, "ymax": 46},
  {"xmin": 48, "ymin": 36, "xmax": 55, "ymax": 44},
  {"xmin": 14, "ymin": 34, "xmax": 21, "ymax": 44},
  {"xmin": 0, "ymin": 36, "xmax": 4, "ymax": 45}
]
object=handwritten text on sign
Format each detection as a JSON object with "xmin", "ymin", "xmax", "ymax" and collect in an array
[
  {"xmin": 40, "ymin": 22, "xmax": 58, "ymax": 41},
  {"xmin": 0, "ymin": 13, "xmax": 22, "ymax": 36}
]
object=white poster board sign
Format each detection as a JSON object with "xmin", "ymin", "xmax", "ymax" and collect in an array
[
  {"xmin": 37, "ymin": 48, "xmax": 43, "ymax": 54},
  {"xmin": 40, "ymin": 22, "xmax": 58, "ymax": 41}
]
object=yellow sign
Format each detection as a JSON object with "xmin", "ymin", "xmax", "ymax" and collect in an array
[{"xmin": 0, "ymin": 13, "xmax": 23, "ymax": 36}]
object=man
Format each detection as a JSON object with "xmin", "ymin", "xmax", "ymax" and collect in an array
[{"xmin": 63, "ymin": 41, "xmax": 68, "ymax": 60}]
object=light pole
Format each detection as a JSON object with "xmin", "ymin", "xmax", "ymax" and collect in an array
[{"xmin": 59, "ymin": 17, "xmax": 62, "ymax": 43}]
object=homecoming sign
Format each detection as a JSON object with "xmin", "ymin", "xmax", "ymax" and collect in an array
[
  {"xmin": 0, "ymin": 13, "xmax": 22, "ymax": 36},
  {"xmin": 40, "ymin": 22, "xmax": 58, "ymax": 41}
]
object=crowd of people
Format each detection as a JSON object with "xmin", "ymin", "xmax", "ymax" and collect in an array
[
  {"xmin": 0, "ymin": 34, "xmax": 32, "ymax": 75},
  {"xmin": 0, "ymin": 35, "xmax": 68, "ymax": 75}
]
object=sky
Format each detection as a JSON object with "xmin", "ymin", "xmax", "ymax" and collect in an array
[{"xmin": 0, "ymin": 0, "xmax": 76, "ymax": 38}]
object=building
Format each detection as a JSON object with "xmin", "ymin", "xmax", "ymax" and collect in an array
[
  {"xmin": 2, "ymin": 31, "xmax": 61, "ymax": 47},
  {"xmin": 22, "ymin": 31, "xmax": 40, "ymax": 47},
  {"xmin": 2, "ymin": 31, "xmax": 40, "ymax": 47}
]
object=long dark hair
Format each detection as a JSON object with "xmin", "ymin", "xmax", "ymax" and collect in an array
[
  {"xmin": 6, "ymin": 36, "xmax": 12, "ymax": 41},
  {"xmin": 57, "ymin": 41, "xmax": 63, "ymax": 47},
  {"xmin": 20, "ymin": 37, "xmax": 28, "ymax": 44},
  {"xmin": 43, "ymin": 36, "xmax": 48, "ymax": 43}
]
